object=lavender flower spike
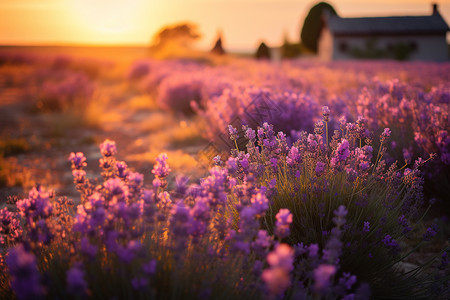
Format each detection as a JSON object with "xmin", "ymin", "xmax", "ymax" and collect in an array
[
  {"xmin": 99, "ymin": 139, "xmax": 117, "ymax": 157},
  {"xmin": 275, "ymin": 208, "xmax": 293, "ymax": 239}
]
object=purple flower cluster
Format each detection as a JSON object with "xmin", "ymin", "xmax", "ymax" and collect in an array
[
  {"xmin": 37, "ymin": 72, "xmax": 94, "ymax": 112},
  {"xmin": 331, "ymin": 139, "xmax": 350, "ymax": 168},
  {"xmin": 99, "ymin": 139, "xmax": 117, "ymax": 157},
  {"xmin": 1, "ymin": 115, "xmax": 445, "ymax": 299},
  {"xmin": 0, "ymin": 207, "xmax": 21, "ymax": 246},
  {"xmin": 16, "ymin": 186, "xmax": 54, "ymax": 246},
  {"xmin": 220, "ymin": 115, "xmax": 436, "ymax": 297},
  {"xmin": 422, "ymin": 223, "xmax": 438, "ymax": 241},
  {"xmin": 66, "ymin": 262, "xmax": 88, "ymax": 296},
  {"xmin": 156, "ymin": 73, "xmax": 204, "ymax": 115},
  {"xmin": 382, "ymin": 235, "xmax": 401, "ymax": 256},
  {"xmin": 262, "ymin": 243, "xmax": 294, "ymax": 295},
  {"xmin": 275, "ymin": 209, "xmax": 293, "ymax": 239},
  {"xmin": 6, "ymin": 244, "xmax": 44, "ymax": 299},
  {"xmin": 314, "ymin": 264, "xmax": 336, "ymax": 292}
]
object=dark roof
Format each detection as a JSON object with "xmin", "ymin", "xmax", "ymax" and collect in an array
[{"xmin": 326, "ymin": 12, "xmax": 450, "ymax": 36}]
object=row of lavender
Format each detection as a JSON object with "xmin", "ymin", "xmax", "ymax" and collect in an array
[
  {"xmin": 130, "ymin": 59, "xmax": 449, "ymax": 201},
  {"xmin": 1, "ymin": 110, "xmax": 448, "ymax": 299},
  {"xmin": 1, "ymin": 52, "xmax": 109, "ymax": 113}
]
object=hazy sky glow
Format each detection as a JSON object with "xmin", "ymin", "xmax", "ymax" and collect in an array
[{"xmin": 1, "ymin": 0, "xmax": 449, "ymax": 50}]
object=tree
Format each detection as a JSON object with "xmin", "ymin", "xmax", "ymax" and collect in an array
[
  {"xmin": 150, "ymin": 22, "xmax": 201, "ymax": 57},
  {"xmin": 281, "ymin": 32, "xmax": 302, "ymax": 58},
  {"xmin": 210, "ymin": 32, "xmax": 225, "ymax": 55},
  {"xmin": 255, "ymin": 42, "xmax": 271, "ymax": 60},
  {"xmin": 300, "ymin": 2, "xmax": 337, "ymax": 53}
]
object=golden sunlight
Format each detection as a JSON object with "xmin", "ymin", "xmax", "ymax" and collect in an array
[{"xmin": 68, "ymin": 0, "xmax": 148, "ymax": 33}]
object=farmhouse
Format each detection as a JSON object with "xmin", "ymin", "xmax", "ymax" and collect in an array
[{"xmin": 318, "ymin": 4, "xmax": 450, "ymax": 61}]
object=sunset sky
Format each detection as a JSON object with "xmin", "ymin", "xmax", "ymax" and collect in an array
[{"xmin": 1, "ymin": 0, "xmax": 449, "ymax": 51}]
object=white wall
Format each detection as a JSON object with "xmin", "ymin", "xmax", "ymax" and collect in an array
[
  {"xmin": 322, "ymin": 34, "xmax": 448, "ymax": 61},
  {"xmin": 318, "ymin": 27, "xmax": 333, "ymax": 61}
]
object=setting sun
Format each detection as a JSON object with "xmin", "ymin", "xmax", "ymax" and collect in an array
[{"xmin": 69, "ymin": 0, "xmax": 147, "ymax": 33}]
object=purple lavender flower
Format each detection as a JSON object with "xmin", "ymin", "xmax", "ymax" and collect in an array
[
  {"xmin": 116, "ymin": 240, "xmax": 142, "ymax": 263},
  {"xmin": 398, "ymin": 215, "xmax": 411, "ymax": 234},
  {"xmin": 127, "ymin": 172, "xmax": 144, "ymax": 190},
  {"xmin": 262, "ymin": 244, "xmax": 294, "ymax": 295},
  {"xmin": 331, "ymin": 139, "xmax": 350, "ymax": 168},
  {"xmin": 286, "ymin": 146, "xmax": 301, "ymax": 167},
  {"xmin": 245, "ymin": 127, "xmax": 256, "ymax": 141},
  {"xmin": 16, "ymin": 185, "xmax": 53, "ymax": 244},
  {"xmin": 307, "ymin": 134, "xmax": 318, "ymax": 151},
  {"xmin": 99, "ymin": 139, "xmax": 117, "ymax": 157},
  {"xmin": 104, "ymin": 178, "xmax": 129, "ymax": 203},
  {"xmin": 267, "ymin": 243, "xmax": 294, "ymax": 271},
  {"xmin": 128, "ymin": 60, "xmax": 150, "ymax": 80},
  {"xmin": 438, "ymin": 252, "xmax": 448, "ymax": 270},
  {"xmin": 356, "ymin": 116, "xmax": 367, "ymax": 139},
  {"xmin": 80, "ymin": 236, "xmax": 98, "ymax": 258},
  {"xmin": 308, "ymin": 243, "xmax": 319, "ymax": 257},
  {"xmin": 68, "ymin": 152, "xmax": 87, "ymax": 170},
  {"xmin": 332, "ymin": 205, "xmax": 348, "ymax": 227},
  {"xmin": 423, "ymin": 224, "xmax": 438, "ymax": 241},
  {"xmin": 403, "ymin": 147, "xmax": 412, "ymax": 163},
  {"xmin": 131, "ymin": 277, "xmax": 148, "ymax": 291},
  {"xmin": 251, "ymin": 192, "xmax": 269, "ymax": 216},
  {"xmin": 359, "ymin": 161, "xmax": 370, "ymax": 171},
  {"xmin": 6, "ymin": 244, "xmax": 44, "ymax": 299},
  {"xmin": 72, "ymin": 169, "xmax": 86, "ymax": 184},
  {"xmin": 0, "ymin": 207, "xmax": 21, "ymax": 245},
  {"xmin": 339, "ymin": 272, "xmax": 357, "ymax": 291},
  {"xmin": 228, "ymin": 125, "xmax": 239, "ymax": 141},
  {"xmin": 115, "ymin": 161, "xmax": 128, "ymax": 178},
  {"xmin": 270, "ymin": 157, "xmax": 278, "ymax": 172},
  {"xmin": 99, "ymin": 157, "xmax": 113, "ymax": 169},
  {"xmin": 66, "ymin": 263, "xmax": 88, "ymax": 296},
  {"xmin": 339, "ymin": 116, "xmax": 347, "ymax": 130},
  {"xmin": 252, "ymin": 230, "xmax": 272, "ymax": 256},
  {"xmin": 157, "ymin": 191, "xmax": 172, "ymax": 211},
  {"xmin": 275, "ymin": 208, "xmax": 293, "ymax": 238},
  {"xmin": 315, "ymin": 120, "xmax": 324, "ymax": 135},
  {"xmin": 262, "ymin": 267, "xmax": 290, "ymax": 296},
  {"xmin": 382, "ymin": 234, "xmax": 401, "ymax": 255},
  {"xmin": 315, "ymin": 161, "xmax": 326, "ymax": 177},
  {"xmin": 143, "ymin": 259, "xmax": 157, "ymax": 275},
  {"xmin": 314, "ymin": 264, "xmax": 336, "ymax": 292},
  {"xmin": 322, "ymin": 106, "xmax": 331, "ymax": 122},
  {"xmin": 212, "ymin": 155, "xmax": 222, "ymax": 166},
  {"xmin": 152, "ymin": 153, "xmax": 171, "ymax": 179},
  {"xmin": 336, "ymin": 140, "xmax": 350, "ymax": 161},
  {"xmin": 380, "ymin": 128, "xmax": 391, "ymax": 144},
  {"xmin": 363, "ymin": 221, "xmax": 370, "ymax": 233}
]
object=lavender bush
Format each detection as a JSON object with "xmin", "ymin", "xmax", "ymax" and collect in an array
[
  {"xmin": 141, "ymin": 58, "xmax": 449, "ymax": 208},
  {"xmin": 127, "ymin": 60, "xmax": 151, "ymax": 81},
  {"xmin": 156, "ymin": 73, "xmax": 204, "ymax": 115},
  {"xmin": 0, "ymin": 117, "xmax": 448, "ymax": 299},
  {"xmin": 223, "ymin": 108, "xmax": 448, "ymax": 297},
  {"xmin": 35, "ymin": 72, "xmax": 95, "ymax": 112}
]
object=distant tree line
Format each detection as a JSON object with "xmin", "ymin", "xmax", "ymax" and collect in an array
[{"xmin": 149, "ymin": 2, "xmax": 338, "ymax": 60}]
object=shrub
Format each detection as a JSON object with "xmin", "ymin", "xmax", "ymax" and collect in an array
[
  {"xmin": 0, "ymin": 118, "xmax": 447, "ymax": 299},
  {"xmin": 35, "ymin": 73, "xmax": 95, "ymax": 113},
  {"xmin": 128, "ymin": 61, "xmax": 151, "ymax": 81},
  {"xmin": 223, "ymin": 109, "xmax": 448, "ymax": 298},
  {"xmin": 156, "ymin": 74, "xmax": 204, "ymax": 115}
]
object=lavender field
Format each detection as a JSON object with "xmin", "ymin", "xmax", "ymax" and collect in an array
[{"xmin": 0, "ymin": 48, "xmax": 449, "ymax": 299}]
